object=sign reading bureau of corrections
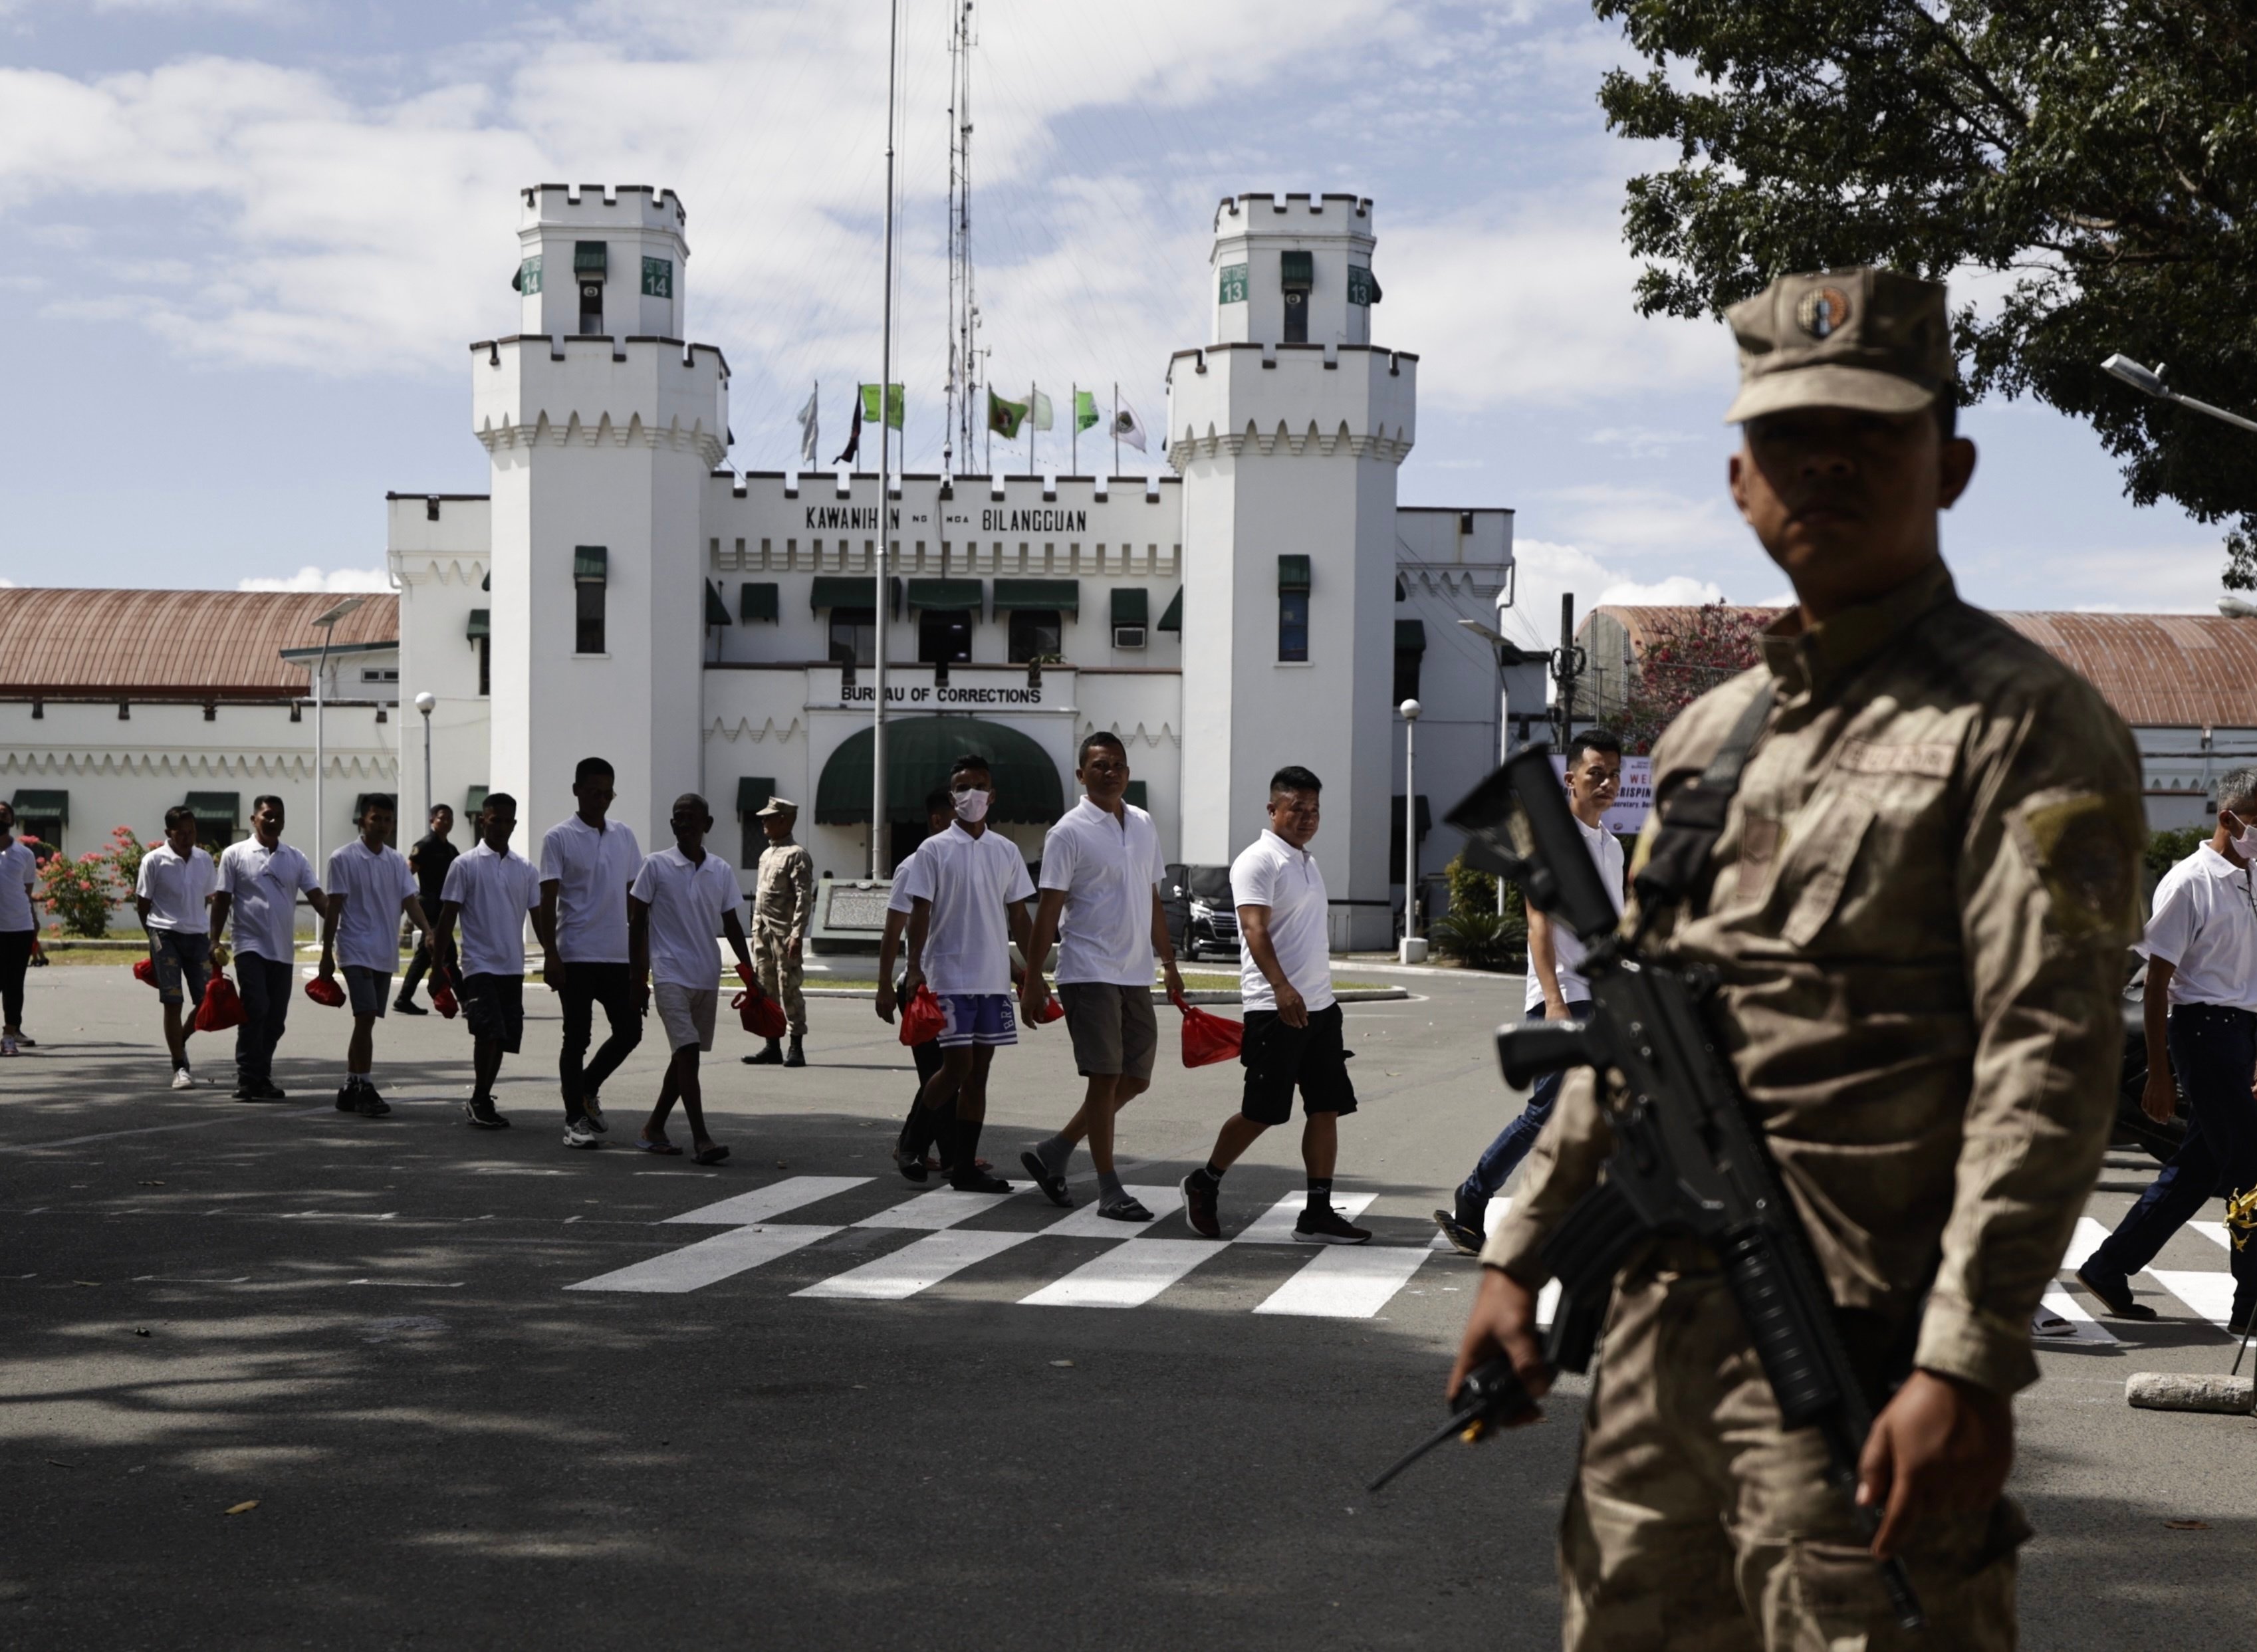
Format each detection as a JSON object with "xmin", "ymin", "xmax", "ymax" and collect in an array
[
  {"xmin": 812, "ymin": 667, "xmax": 1070, "ymax": 711},
  {"xmin": 1549, "ymin": 754, "xmax": 1654, "ymax": 835}
]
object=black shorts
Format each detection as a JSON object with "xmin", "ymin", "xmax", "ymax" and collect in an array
[
  {"xmin": 1239, "ymin": 1003, "xmax": 1356, "ymax": 1125},
  {"xmin": 460, "ymin": 972, "xmax": 526, "ymax": 1053}
]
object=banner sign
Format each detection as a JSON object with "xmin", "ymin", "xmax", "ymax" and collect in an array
[{"xmin": 1548, "ymin": 755, "xmax": 1655, "ymax": 835}]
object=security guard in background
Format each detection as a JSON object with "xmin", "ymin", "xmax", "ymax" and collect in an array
[
  {"xmin": 1451, "ymin": 267, "xmax": 2145, "ymax": 1649},
  {"xmin": 743, "ymin": 796, "xmax": 814, "ymax": 1068}
]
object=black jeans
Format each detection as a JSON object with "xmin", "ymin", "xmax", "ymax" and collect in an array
[
  {"xmin": 398, "ymin": 939, "xmax": 435, "ymax": 1003},
  {"xmin": 0, "ymin": 929, "xmax": 32, "ymax": 1028},
  {"xmin": 233, "ymin": 953, "xmax": 296, "ymax": 1087},
  {"xmin": 558, "ymin": 960, "xmax": 641, "ymax": 1121},
  {"xmin": 2091, "ymin": 1001, "xmax": 2257, "ymax": 1311}
]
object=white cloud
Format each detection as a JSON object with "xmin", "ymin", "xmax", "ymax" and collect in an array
[
  {"xmin": 236, "ymin": 565, "xmax": 392, "ymax": 593},
  {"xmin": 1598, "ymin": 574, "xmax": 1726, "ymax": 607}
]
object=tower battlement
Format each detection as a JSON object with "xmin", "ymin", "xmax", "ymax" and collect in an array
[
  {"xmin": 1208, "ymin": 191, "xmax": 1381, "ymax": 350},
  {"xmin": 519, "ymin": 183, "xmax": 687, "ymax": 227},
  {"xmin": 1213, "ymin": 193, "xmax": 1372, "ymax": 228},
  {"xmin": 512, "ymin": 182, "xmax": 690, "ymax": 344}
]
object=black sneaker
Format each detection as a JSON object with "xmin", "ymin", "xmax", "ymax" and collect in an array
[
  {"xmin": 232, "ymin": 1084, "xmax": 265, "ymax": 1103},
  {"xmin": 581, "ymin": 1096, "xmax": 610, "ymax": 1134},
  {"xmin": 334, "ymin": 1084, "xmax": 358, "ymax": 1113},
  {"xmin": 1020, "ymin": 1150, "xmax": 1072, "ymax": 1209},
  {"xmin": 1179, "ymin": 1173, "xmax": 1221, "ymax": 1240},
  {"xmin": 464, "ymin": 1095, "xmax": 509, "ymax": 1130},
  {"xmin": 257, "ymin": 1081, "xmax": 289, "ymax": 1100},
  {"xmin": 392, "ymin": 997, "xmax": 428, "ymax": 1016},
  {"xmin": 350, "ymin": 1090, "xmax": 391, "ymax": 1118},
  {"xmin": 948, "ymin": 1166, "xmax": 1012, "ymax": 1195},
  {"xmin": 891, "ymin": 1145, "xmax": 929, "ymax": 1183},
  {"xmin": 1293, "ymin": 1205, "xmax": 1372, "ymax": 1246}
]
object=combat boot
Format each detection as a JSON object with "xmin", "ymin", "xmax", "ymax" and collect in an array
[
  {"xmin": 743, "ymin": 1038, "xmax": 784, "ymax": 1066},
  {"xmin": 783, "ymin": 1035, "xmax": 806, "ymax": 1068}
]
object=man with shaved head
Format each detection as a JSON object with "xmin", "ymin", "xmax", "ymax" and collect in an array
[{"xmin": 628, "ymin": 792, "xmax": 753, "ymax": 1165}]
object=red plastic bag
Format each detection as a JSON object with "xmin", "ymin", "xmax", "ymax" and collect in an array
[
  {"xmin": 1172, "ymin": 991, "xmax": 1243, "ymax": 1068},
  {"xmin": 133, "ymin": 956, "xmax": 160, "ymax": 989},
  {"xmin": 735, "ymin": 988, "xmax": 787, "ymax": 1040},
  {"xmin": 430, "ymin": 979, "xmax": 459, "ymax": 1020},
  {"xmin": 194, "ymin": 974, "xmax": 245, "ymax": 1032},
  {"xmin": 304, "ymin": 973, "xmax": 346, "ymax": 1008},
  {"xmin": 898, "ymin": 985, "xmax": 946, "ymax": 1047}
]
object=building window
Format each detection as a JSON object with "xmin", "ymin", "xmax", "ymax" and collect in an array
[
  {"xmin": 574, "ymin": 544, "xmax": 608, "ymax": 655},
  {"xmin": 478, "ymin": 636, "xmax": 491, "ymax": 697},
  {"xmin": 574, "ymin": 241, "xmax": 606, "ymax": 333},
  {"xmin": 1111, "ymin": 588, "xmax": 1149, "ymax": 649},
  {"xmin": 1394, "ymin": 619, "xmax": 1426, "ymax": 703},
  {"xmin": 1009, "ymin": 609, "xmax": 1061, "ymax": 664},
  {"xmin": 1278, "ymin": 594, "xmax": 1309, "ymax": 661},
  {"xmin": 919, "ymin": 610, "xmax": 972, "ymax": 665},
  {"xmin": 360, "ymin": 667, "xmax": 400, "ymax": 684},
  {"xmin": 1280, "ymin": 250, "xmax": 1313, "ymax": 344},
  {"xmin": 829, "ymin": 608, "xmax": 876, "ymax": 668}
]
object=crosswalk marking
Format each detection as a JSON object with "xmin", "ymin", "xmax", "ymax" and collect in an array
[
  {"xmin": 2061, "ymin": 1215, "xmax": 2110, "ymax": 1272},
  {"xmin": 565, "ymin": 1223, "xmax": 842, "ymax": 1294},
  {"xmin": 1254, "ymin": 1245, "xmax": 1428, "ymax": 1318},
  {"xmin": 2150, "ymin": 1270, "xmax": 2237, "ymax": 1330},
  {"xmin": 1430, "ymin": 1194, "xmax": 1512, "ymax": 1251},
  {"xmin": 854, "ymin": 1188, "xmax": 1017, "ymax": 1231},
  {"xmin": 2038, "ymin": 1283, "xmax": 2117, "ymax": 1345},
  {"xmin": 1031, "ymin": 1188, "xmax": 1169, "ymax": 1240},
  {"xmin": 663, "ymin": 1177, "xmax": 870, "ymax": 1227},
  {"xmin": 1020, "ymin": 1239, "xmax": 1217, "ymax": 1309},
  {"xmin": 2191, "ymin": 1221, "xmax": 2232, "ymax": 1252},
  {"xmin": 1237, "ymin": 1191, "xmax": 1377, "ymax": 1244},
  {"xmin": 795, "ymin": 1229, "xmax": 1034, "ymax": 1300}
]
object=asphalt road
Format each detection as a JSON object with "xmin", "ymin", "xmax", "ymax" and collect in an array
[{"xmin": 3, "ymin": 963, "xmax": 2252, "ymax": 1651}]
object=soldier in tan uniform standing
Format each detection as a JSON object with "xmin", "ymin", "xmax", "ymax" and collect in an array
[
  {"xmin": 744, "ymin": 796, "xmax": 813, "ymax": 1068},
  {"xmin": 1451, "ymin": 267, "xmax": 2145, "ymax": 1649}
]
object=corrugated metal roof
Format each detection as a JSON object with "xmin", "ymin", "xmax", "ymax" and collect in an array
[
  {"xmin": 1588, "ymin": 603, "xmax": 2257, "ymax": 730},
  {"xmin": 0, "ymin": 588, "xmax": 398, "ymax": 698}
]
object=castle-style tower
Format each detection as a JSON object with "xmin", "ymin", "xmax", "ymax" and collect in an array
[
  {"xmin": 1167, "ymin": 193, "xmax": 1415, "ymax": 949},
  {"xmin": 473, "ymin": 184, "xmax": 727, "ymax": 846}
]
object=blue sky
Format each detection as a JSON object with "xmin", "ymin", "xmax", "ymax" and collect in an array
[{"xmin": 0, "ymin": 0, "xmax": 2227, "ymax": 644}]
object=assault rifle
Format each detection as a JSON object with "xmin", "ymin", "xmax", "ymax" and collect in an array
[{"xmin": 1429, "ymin": 743, "xmax": 1924, "ymax": 1631}]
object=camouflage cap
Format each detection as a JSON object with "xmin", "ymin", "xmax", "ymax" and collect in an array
[{"xmin": 1723, "ymin": 267, "xmax": 1954, "ymax": 423}]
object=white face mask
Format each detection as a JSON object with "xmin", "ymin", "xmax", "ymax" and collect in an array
[
  {"xmin": 2230, "ymin": 812, "xmax": 2257, "ymax": 862},
  {"xmin": 953, "ymin": 788, "xmax": 991, "ymax": 824}
]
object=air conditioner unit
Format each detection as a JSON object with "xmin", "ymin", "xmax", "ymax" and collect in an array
[{"xmin": 1113, "ymin": 624, "xmax": 1147, "ymax": 649}]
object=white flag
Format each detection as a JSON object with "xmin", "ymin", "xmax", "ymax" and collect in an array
[
  {"xmin": 1029, "ymin": 388, "xmax": 1054, "ymax": 432},
  {"xmin": 796, "ymin": 384, "xmax": 819, "ymax": 467},
  {"xmin": 1112, "ymin": 398, "xmax": 1147, "ymax": 453}
]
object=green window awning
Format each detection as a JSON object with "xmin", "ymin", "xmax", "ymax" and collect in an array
[
  {"xmin": 1395, "ymin": 619, "xmax": 1427, "ymax": 651},
  {"xmin": 905, "ymin": 578, "xmax": 983, "ymax": 615},
  {"xmin": 573, "ymin": 545, "xmax": 608, "ymax": 582},
  {"xmin": 183, "ymin": 791, "xmax": 239, "ymax": 822},
  {"xmin": 573, "ymin": 240, "xmax": 608, "ymax": 277},
  {"xmin": 1277, "ymin": 555, "xmax": 1311, "ymax": 593},
  {"xmin": 1110, "ymin": 588, "xmax": 1148, "ymax": 626},
  {"xmin": 481, "ymin": 570, "xmax": 491, "ymax": 590},
  {"xmin": 1157, "ymin": 587, "xmax": 1181, "ymax": 633},
  {"xmin": 465, "ymin": 608, "xmax": 490, "ymax": 640},
  {"xmin": 740, "ymin": 582, "xmax": 779, "ymax": 623},
  {"xmin": 1280, "ymin": 250, "xmax": 1314, "ymax": 292},
  {"xmin": 1124, "ymin": 780, "xmax": 1149, "ymax": 810},
  {"xmin": 992, "ymin": 578, "xmax": 1080, "ymax": 615},
  {"xmin": 811, "ymin": 576, "xmax": 905, "ymax": 618},
  {"xmin": 736, "ymin": 776, "xmax": 776, "ymax": 816},
  {"xmin": 704, "ymin": 580, "xmax": 731, "ymax": 626},
  {"xmin": 10, "ymin": 788, "xmax": 66, "ymax": 823},
  {"xmin": 465, "ymin": 785, "xmax": 489, "ymax": 818},
  {"xmin": 816, "ymin": 717, "xmax": 1064, "ymax": 826}
]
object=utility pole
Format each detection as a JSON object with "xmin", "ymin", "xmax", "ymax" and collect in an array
[{"xmin": 1549, "ymin": 592, "xmax": 1585, "ymax": 752}]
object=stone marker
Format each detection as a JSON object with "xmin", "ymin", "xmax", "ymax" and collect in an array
[{"xmin": 2125, "ymin": 1371, "xmax": 2256, "ymax": 1415}]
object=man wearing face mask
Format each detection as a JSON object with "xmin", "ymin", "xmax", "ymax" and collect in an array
[{"xmin": 2077, "ymin": 770, "xmax": 2257, "ymax": 1336}]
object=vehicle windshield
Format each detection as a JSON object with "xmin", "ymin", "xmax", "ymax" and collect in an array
[{"xmin": 1185, "ymin": 866, "xmax": 1232, "ymax": 901}]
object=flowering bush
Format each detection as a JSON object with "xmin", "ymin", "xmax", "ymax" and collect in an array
[
  {"xmin": 1615, "ymin": 606, "xmax": 1771, "ymax": 755},
  {"xmin": 28, "ymin": 826, "xmax": 156, "ymax": 937}
]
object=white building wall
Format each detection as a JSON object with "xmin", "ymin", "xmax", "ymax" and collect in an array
[{"xmin": 387, "ymin": 495, "xmax": 492, "ymax": 830}]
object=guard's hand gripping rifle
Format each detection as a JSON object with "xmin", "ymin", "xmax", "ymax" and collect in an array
[{"xmin": 1444, "ymin": 745, "xmax": 1925, "ymax": 1632}]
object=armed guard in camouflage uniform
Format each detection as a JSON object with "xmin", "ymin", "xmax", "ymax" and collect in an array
[{"xmin": 744, "ymin": 796, "xmax": 813, "ymax": 1068}]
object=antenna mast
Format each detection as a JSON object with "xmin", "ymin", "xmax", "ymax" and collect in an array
[{"xmin": 945, "ymin": 0, "xmax": 978, "ymax": 476}]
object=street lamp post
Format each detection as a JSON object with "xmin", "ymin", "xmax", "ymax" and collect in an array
[
  {"xmin": 2102, "ymin": 355, "xmax": 2257, "ymax": 435},
  {"xmin": 1399, "ymin": 697, "xmax": 1423, "ymax": 963},
  {"xmin": 308, "ymin": 596, "xmax": 366, "ymax": 869},
  {"xmin": 414, "ymin": 691, "xmax": 436, "ymax": 827}
]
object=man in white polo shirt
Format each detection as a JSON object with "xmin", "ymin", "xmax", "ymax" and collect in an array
[
  {"xmin": 318, "ymin": 795, "xmax": 429, "ymax": 1118},
  {"xmin": 876, "ymin": 786, "xmax": 969, "ymax": 1181},
  {"xmin": 897, "ymin": 751, "xmax": 1036, "ymax": 1195},
  {"xmin": 2078, "ymin": 766, "xmax": 2257, "ymax": 1334},
  {"xmin": 0, "ymin": 798, "xmax": 42, "ymax": 1058},
  {"xmin": 536, "ymin": 757, "xmax": 645, "ymax": 1139},
  {"xmin": 1019, "ymin": 731, "xmax": 1185, "ymax": 1220},
  {"xmin": 432, "ymin": 792, "xmax": 543, "ymax": 1131},
  {"xmin": 1179, "ymin": 765, "xmax": 1368, "ymax": 1244},
  {"xmin": 630, "ymin": 792, "xmax": 755, "ymax": 1165},
  {"xmin": 209, "ymin": 794, "xmax": 326, "ymax": 1102},
  {"xmin": 135, "ymin": 804, "xmax": 217, "ymax": 1089}
]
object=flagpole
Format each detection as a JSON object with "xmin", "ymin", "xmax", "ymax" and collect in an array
[
  {"xmin": 1027, "ymin": 382, "xmax": 1034, "ymax": 471},
  {"xmin": 1112, "ymin": 382, "xmax": 1119, "ymax": 477},
  {"xmin": 871, "ymin": 0, "xmax": 900, "ymax": 881}
]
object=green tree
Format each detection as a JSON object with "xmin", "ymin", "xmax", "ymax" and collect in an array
[{"xmin": 1595, "ymin": 0, "xmax": 2257, "ymax": 582}]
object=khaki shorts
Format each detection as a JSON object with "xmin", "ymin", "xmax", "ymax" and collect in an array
[
  {"xmin": 1057, "ymin": 981, "xmax": 1158, "ymax": 1082},
  {"xmin": 653, "ymin": 983, "xmax": 718, "ymax": 1053}
]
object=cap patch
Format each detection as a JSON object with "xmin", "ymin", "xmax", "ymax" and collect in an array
[{"xmin": 1796, "ymin": 286, "xmax": 1853, "ymax": 340}]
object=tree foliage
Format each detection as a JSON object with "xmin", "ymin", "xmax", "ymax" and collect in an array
[
  {"xmin": 1596, "ymin": 0, "xmax": 2257, "ymax": 583},
  {"xmin": 1615, "ymin": 604, "xmax": 1772, "ymax": 754}
]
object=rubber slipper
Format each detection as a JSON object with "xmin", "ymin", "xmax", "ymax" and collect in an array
[
  {"xmin": 635, "ymin": 1137, "xmax": 683, "ymax": 1156},
  {"xmin": 693, "ymin": 1143, "xmax": 730, "ymax": 1166}
]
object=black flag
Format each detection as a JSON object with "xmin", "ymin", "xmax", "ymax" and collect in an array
[{"xmin": 832, "ymin": 394, "xmax": 862, "ymax": 465}]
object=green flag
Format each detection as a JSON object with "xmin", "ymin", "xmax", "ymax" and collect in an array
[
  {"xmin": 987, "ymin": 387, "xmax": 1028, "ymax": 439},
  {"xmin": 1074, "ymin": 390, "xmax": 1100, "ymax": 432},
  {"xmin": 859, "ymin": 382, "xmax": 904, "ymax": 429}
]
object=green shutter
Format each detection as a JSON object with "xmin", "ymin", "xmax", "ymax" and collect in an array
[
  {"xmin": 183, "ymin": 790, "xmax": 239, "ymax": 822},
  {"xmin": 1279, "ymin": 250, "xmax": 1314, "ymax": 292},
  {"xmin": 573, "ymin": 241, "xmax": 608, "ymax": 276},
  {"xmin": 904, "ymin": 578, "xmax": 983, "ymax": 614},
  {"xmin": 1277, "ymin": 555, "xmax": 1312, "ymax": 593},
  {"xmin": 1110, "ymin": 588, "xmax": 1148, "ymax": 626},
  {"xmin": 704, "ymin": 580, "xmax": 731, "ymax": 626},
  {"xmin": 1217, "ymin": 263, "xmax": 1249, "ymax": 304},
  {"xmin": 465, "ymin": 784, "xmax": 489, "ymax": 818},
  {"xmin": 992, "ymin": 578, "xmax": 1080, "ymax": 614},
  {"xmin": 465, "ymin": 608, "xmax": 491, "ymax": 640},
  {"xmin": 1157, "ymin": 586, "xmax": 1182, "ymax": 633},
  {"xmin": 1124, "ymin": 780, "xmax": 1149, "ymax": 810},
  {"xmin": 573, "ymin": 545, "xmax": 608, "ymax": 582},
  {"xmin": 10, "ymin": 788, "xmax": 68, "ymax": 823},
  {"xmin": 1395, "ymin": 619, "xmax": 1427, "ymax": 651},
  {"xmin": 1347, "ymin": 265, "xmax": 1381, "ymax": 306},
  {"xmin": 641, "ymin": 256, "xmax": 672, "ymax": 298},
  {"xmin": 739, "ymin": 582, "xmax": 779, "ymax": 623},
  {"xmin": 735, "ymin": 776, "xmax": 776, "ymax": 816}
]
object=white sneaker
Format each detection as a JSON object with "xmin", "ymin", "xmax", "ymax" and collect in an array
[
  {"xmin": 172, "ymin": 1067, "xmax": 195, "ymax": 1090},
  {"xmin": 563, "ymin": 1119, "xmax": 601, "ymax": 1150}
]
